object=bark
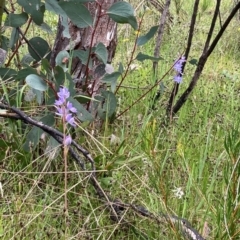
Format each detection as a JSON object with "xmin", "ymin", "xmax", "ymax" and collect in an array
[{"xmin": 50, "ymin": 0, "xmax": 118, "ymax": 88}]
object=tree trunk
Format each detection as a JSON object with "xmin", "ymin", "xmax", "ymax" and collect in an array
[{"xmin": 50, "ymin": 0, "xmax": 118, "ymax": 88}]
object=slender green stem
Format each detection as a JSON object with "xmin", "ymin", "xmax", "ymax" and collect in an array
[
  {"xmin": 62, "ymin": 108, "xmax": 69, "ymax": 238},
  {"xmin": 115, "ymin": 14, "xmax": 145, "ymax": 95}
]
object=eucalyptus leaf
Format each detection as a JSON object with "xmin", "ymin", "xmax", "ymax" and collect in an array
[
  {"xmin": 25, "ymin": 74, "xmax": 47, "ymax": 91},
  {"xmin": 189, "ymin": 58, "xmax": 198, "ymax": 65},
  {"xmin": 107, "ymin": 2, "xmax": 138, "ymax": 30},
  {"xmin": 5, "ymin": 13, "xmax": 28, "ymax": 27},
  {"xmin": 31, "ymin": 9, "xmax": 44, "ymax": 25},
  {"xmin": 1, "ymin": 36, "xmax": 9, "ymax": 51},
  {"xmin": 0, "ymin": 68, "xmax": 17, "ymax": 81},
  {"xmin": 137, "ymin": 26, "xmax": 158, "ymax": 46},
  {"xmin": 23, "ymin": 126, "xmax": 43, "ymax": 152},
  {"xmin": 39, "ymin": 22, "xmax": 53, "ymax": 33},
  {"xmin": 74, "ymin": 94, "xmax": 91, "ymax": 104},
  {"xmin": 118, "ymin": 62, "xmax": 124, "ymax": 73},
  {"xmin": 110, "ymin": 80, "xmax": 117, "ymax": 93},
  {"xmin": 62, "ymin": 15, "xmax": 70, "ymax": 38},
  {"xmin": 41, "ymin": 58, "xmax": 51, "ymax": 74},
  {"xmin": 28, "ymin": 37, "xmax": 50, "ymax": 61},
  {"xmin": 9, "ymin": 28, "xmax": 19, "ymax": 49},
  {"xmin": 55, "ymin": 50, "xmax": 69, "ymax": 72},
  {"xmin": 69, "ymin": 97, "xmax": 94, "ymax": 122},
  {"xmin": 102, "ymin": 71, "xmax": 121, "ymax": 83},
  {"xmin": 45, "ymin": 0, "xmax": 67, "ymax": 17},
  {"xmin": 24, "ymin": 88, "xmax": 44, "ymax": 104},
  {"xmin": 96, "ymin": 90, "xmax": 117, "ymax": 119},
  {"xmin": 102, "ymin": 71, "xmax": 121, "ymax": 93},
  {"xmin": 73, "ymin": 49, "xmax": 92, "ymax": 69},
  {"xmin": 21, "ymin": 54, "xmax": 35, "ymax": 66},
  {"xmin": 45, "ymin": 136, "xmax": 61, "ymax": 160},
  {"xmin": 59, "ymin": 1, "xmax": 93, "ymax": 28},
  {"xmin": 32, "ymin": 88, "xmax": 44, "ymax": 104},
  {"xmin": 23, "ymin": 113, "xmax": 55, "ymax": 152},
  {"xmin": 17, "ymin": 0, "xmax": 41, "ymax": 14},
  {"xmin": 54, "ymin": 65, "xmax": 65, "ymax": 88},
  {"xmin": 136, "ymin": 52, "xmax": 163, "ymax": 62},
  {"xmin": 94, "ymin": 43, "xmax": 108, "ymax": 64},
  {"xmin": 16, "ymin": 67, "xmax": 38, "ymax": 81}
]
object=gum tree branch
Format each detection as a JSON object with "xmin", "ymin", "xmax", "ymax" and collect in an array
[
  {"xmin": 203, "ymin": 0, "xmax": 221, "ymax": 54},
  {"xmin": 167, "ymin": 0, "xmax": 200, "ymax": 117},
  {"xmin": 4, "ymin": 7, "xmax": 43, "ymax": 61}
]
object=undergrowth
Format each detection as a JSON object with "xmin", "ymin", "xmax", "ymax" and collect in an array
[{"xmin": 1, "ymin": 0, "xmax": 240, "ymax": 239}]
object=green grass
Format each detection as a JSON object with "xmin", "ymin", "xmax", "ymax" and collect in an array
[{"xmin": 1, "ymin": 0, "xmax": 240, "ymax": 239}]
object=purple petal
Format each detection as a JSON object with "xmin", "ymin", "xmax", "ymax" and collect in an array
[
  {"xmin": 173, "ymin": 56, "xmax": 186, "ymax": 73},
  {"xmin": 173, "ymin": 63, "xmax": 182, "ymax": 73},
  {"xmin": 63, "ymin": 135, "xmax": 72, "ymax": 146},
  {"xmin": 67, "ymin": 101, "xmax": 77, "ymax": 113},
  {"xmin": 66, "ymin": 114, "xmax": 76, "ymax": 127},
  {"xmin": 54, "ymin": 98, "xmax": 64, "ymax": 106},
  {"xmin": 174, "ymin": 75, "xmax": 183, "ymax": 84},
  {"xmin": 55, "ymin": 106, "xmax": 64, "ymax": 116},
  {"xmin": 58, "ymin": 87, "xmax": 70, "ymax": 100}
]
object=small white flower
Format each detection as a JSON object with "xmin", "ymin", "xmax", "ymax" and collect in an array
[{"xmin": 172, "ymin": 187, "xmax": 184, "ymax": 199}]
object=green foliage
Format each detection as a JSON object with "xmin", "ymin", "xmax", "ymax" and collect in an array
[
  {"xmin": 1, "ymin": 0, "xmax": 240, "ymax": 239},
  {"xmin": 189, "ymin": 58, "xmax": 198, "ymax": 65},
  {"xmin": 16, "ymin": 67, "xmax": 38, "ymax": 81},
  {"xmin": 23, "ymin": 113, "xmax": 55, "ymax": 151},
  {"xmin": 55, "ymin": 50, "xmax": 69, "ymax": 72},
  {"xmin": 95, "ymin": 90, "xmax": 117, "ymax": 119},
  {"xmin": 17, "ymin": 0, "xmax": 41, "ymax": 14},
  {"xmin": 4, "ymin": 13, "xmax": 28, "ymax": 27},
  {"xmin": 223, "ymin": 123, "xmax": 240, "ymax": 238},
  {"xmin": 53, "ymin": 65, "xmax": 65, "ymax": 88},
  {"xmin": 0, "ymin": 67, "xmax": 17, "ymax": 80},
  {"xmin": 25, "ymin": 74, "xmax": 47, "ymax": 91},
  {"xmin": 102, "ymin": 71, "xmax": 121, "ymax": 92},
  {"xmin": 59, "ymin": 1, "xmax": 93, "ymax": 28},
  {"xmin": 1, "ymin": 0, "xmax": 139, "ymax": 141},
  {"xmin": 1, "ymin": 0, "xmax": 139, "ymax": 129},
  {"xmin": 137, "ymin": 25, "xmax": 158, "ymax": 46},
  {"xmin": 9, "ymin": 28, "xmax": 19, "ymax": 49},
  {"xmin": 45, "ymin": 0, "xmax": 67, "ymax": 17},
  {"xmin": 107, "ymin": 1, "xmax": 138, "ymax": 30},
  {"xmin": 73, "ymin": 49, "xmax": 93, "ymax": 69},
  {"xmin": 94, "ymin": 42, "xmax": 108, "ymax": 64},
  {"xmin": 18, "ymin": 0, "xmax": 45, "ymax": 25},
  {"xmin": 28, "ymin": 37, "xmax": 51, "ymax": 61},
  {"xmin": 135, "ymin": 52, "xmax": 163, "ymax": 62},
  {"xmin": 69, "ymin": 97, "xmax": 94, "ymax": 122}
]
